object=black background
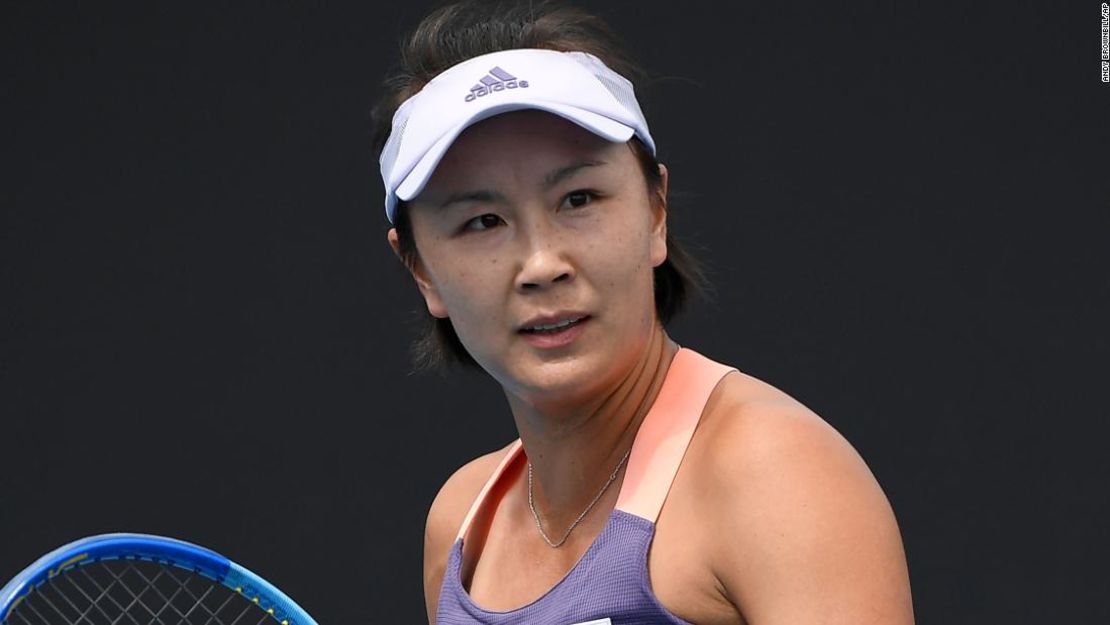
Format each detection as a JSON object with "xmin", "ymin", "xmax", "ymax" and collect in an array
[{"xmin": 1, "ymin": 1, "xmax": 1107, "ymax": 623}]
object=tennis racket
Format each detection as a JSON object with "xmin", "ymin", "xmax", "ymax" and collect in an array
[{"xmin": 0, "ymin": 533, "xmax": 318, "ymax": 625}]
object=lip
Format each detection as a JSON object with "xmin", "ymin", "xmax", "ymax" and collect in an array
[
  {"xmin": 518, "ymin": 315, "xmax": 591, "ymax": 349},
  {"xmin": 517, "ymin": 311, "xmax": 591, "ymax": 333}
]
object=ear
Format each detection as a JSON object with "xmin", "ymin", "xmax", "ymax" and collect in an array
[
  {"xmin": 387, "ymin": 228, "xmax": 449, "ymax": 319},
  {"xmin": 649, "ymin": 163, "xmax": 669, "ymax": 267}
]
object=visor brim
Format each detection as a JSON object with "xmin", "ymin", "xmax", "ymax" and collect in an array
[{"xmin": 394, "ymin": 100, "xmax": 636, "ymax": 204}]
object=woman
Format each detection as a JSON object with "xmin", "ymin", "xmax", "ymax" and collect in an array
[{"xmin": 372, "ymin": 2, "xmax": 914, "ymax": 624}]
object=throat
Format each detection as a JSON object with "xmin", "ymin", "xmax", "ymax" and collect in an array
[{"xmin": 509, "ymin": 328, "xmax": 680, "ymax": 530}]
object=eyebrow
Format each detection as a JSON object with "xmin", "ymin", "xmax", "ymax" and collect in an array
[
  {"xmin": 543, "ymin": 159, "xmax": 607, "ymax": 190},
  {"xmin": 437, "ymin": 189, "xmax": 505, "ymax": 211},
  {"xmin": 436, "ymin": 160, "xmax": 608, "ymax": 211}
]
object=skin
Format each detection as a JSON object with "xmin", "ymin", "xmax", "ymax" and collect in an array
[{"xmin": 388, "ymin": 110, "xmax": 914, "ymax": 625}]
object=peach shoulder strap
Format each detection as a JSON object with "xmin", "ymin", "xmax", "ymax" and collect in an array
[
  {"xmin": 615, "ymin": 347, "xmax": 736, "ymax": 522},
  {"xmin": 455, "ymin": 439, "xmax": 524, "ymax": 541}
]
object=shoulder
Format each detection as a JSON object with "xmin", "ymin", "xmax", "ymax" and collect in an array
[
  {"xmin": 422, "ymin": 441, "xmax": 517, "ymax": 624},
  {"xmin": 696, "ymin": 369, "xmax": 868, "ymax": 486},
  {"xmin": 690, "ymin": 369, "xmax": 914, "ymax": 624},
  {"xmin": 424, "ymin": 442, "xmax": 514, "ymax": 550}
]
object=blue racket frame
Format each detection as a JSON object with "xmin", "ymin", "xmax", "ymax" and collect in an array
[{"xmin": 0, "ymin": 533, "xmax": 318, "ymax": 625}]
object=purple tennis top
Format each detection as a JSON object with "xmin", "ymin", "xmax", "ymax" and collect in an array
[{"xmin": 435, "ymin": 347, "xmax": 737, "ymax": 625}]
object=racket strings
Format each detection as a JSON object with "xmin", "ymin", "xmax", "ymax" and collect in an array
[{"xmin": 6, "ymin": 561, "xmax": 271, "ymax": 625}]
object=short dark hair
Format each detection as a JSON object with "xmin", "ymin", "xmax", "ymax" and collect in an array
[{"xmin": 372, "ymin": 0, "xmax": 709, "ymax": 372}]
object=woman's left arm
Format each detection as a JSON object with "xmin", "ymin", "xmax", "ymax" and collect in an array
[{"xmin": 705, "ymin": 400, "xmax": 915, "ymax": 625}]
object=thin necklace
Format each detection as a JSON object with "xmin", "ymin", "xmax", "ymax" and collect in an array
[{"xmin": 527, "ymin": 447, "xmax": 633, "ymax": 549}]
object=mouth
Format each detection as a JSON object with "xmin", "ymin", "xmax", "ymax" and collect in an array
[
  {"xmin": 517, "ymin": 314, "xmax": 591, "ymax": 349},
  {"xmin": 518, "ymin": 314, "xmax": 591, "ymax": 334}
]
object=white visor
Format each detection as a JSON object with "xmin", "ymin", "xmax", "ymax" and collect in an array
[{"xmin": 378, "ymin": 48, "xmax": 656, "ymax": 223}]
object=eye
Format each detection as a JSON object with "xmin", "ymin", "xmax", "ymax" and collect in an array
[
  {"xmin": 462, "ymin": 213, "xmax": 504, "ymax": 232},
  {"xmin": 562, "ymin": 190, "xmax": 597, "ymax": 210}
]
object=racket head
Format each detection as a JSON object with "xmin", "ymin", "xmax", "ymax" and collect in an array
[{"xmin": 0, "ymin": 533, "xmax": 318, "ymax": 625}]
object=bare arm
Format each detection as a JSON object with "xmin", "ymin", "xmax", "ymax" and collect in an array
[{"xmin": 707, "ymin": 400, "xmax": 914, "ymax": 624}]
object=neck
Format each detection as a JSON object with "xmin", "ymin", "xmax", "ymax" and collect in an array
[{"xmin": 504, "ymin": 324, "xmax": 680, "ymax": 531}]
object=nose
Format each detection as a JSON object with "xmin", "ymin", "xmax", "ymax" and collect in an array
[{"xmin": 514, "ymin": 217, "xmax": 575, "ymax": 292}]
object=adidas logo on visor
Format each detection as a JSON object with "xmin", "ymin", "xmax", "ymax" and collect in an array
[{"xmin": 464, "ymin": 66, "xmax": 530, "ymax": 102}]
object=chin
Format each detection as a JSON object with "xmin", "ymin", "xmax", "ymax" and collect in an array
[{"xmin": 507, "ymin": 349, "xmax": 614, "ymax": 400}]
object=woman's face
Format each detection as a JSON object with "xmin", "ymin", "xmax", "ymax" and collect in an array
[{"xmin": 391, "ymin": 110, "xmax": 668, "ymax": 404}]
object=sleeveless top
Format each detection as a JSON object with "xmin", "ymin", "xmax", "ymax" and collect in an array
[{"xmin": 435, "ymin": 347, "xmax": 737, "ymax": 625}]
